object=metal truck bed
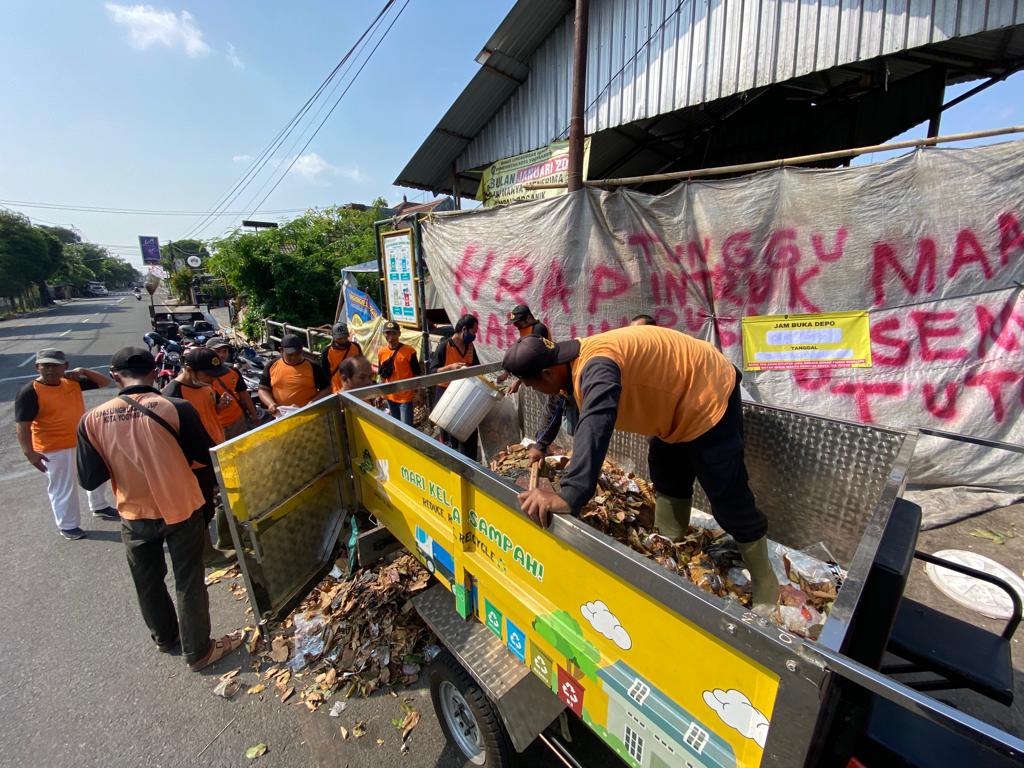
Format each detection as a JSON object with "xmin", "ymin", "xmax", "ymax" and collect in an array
[{"xmin": 211, "ymin": 364, "xmax": 1022, "ymax": 767}]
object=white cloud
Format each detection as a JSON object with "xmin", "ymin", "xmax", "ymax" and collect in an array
[
  {"xmin": 702, "ymin": 689, "xmax": 769, "ymax": 748},
  {"xmin": 106, "ymin": 4, "xmax": 209, "ymax": 58},
  {"xmin": 580, "ymin": 600, "xmax": 631, "ymax": 650},
  {"xmin": 288, "ymin": 152, "xmax": 365, "ymax": 185},
  {"xmin": 232, "ymin": 154, "xmax": 253, "ymax": 164},
  {"xmin": 226, "ymin": 43, "xmax": 243, "ymax": 69}
]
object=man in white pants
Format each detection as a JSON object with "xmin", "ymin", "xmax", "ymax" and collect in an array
[{"xmin": 14, "ymin": 349, "xmax": 117, "ymax": 540}]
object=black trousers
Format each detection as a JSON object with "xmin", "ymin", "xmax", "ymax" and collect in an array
[
  {"xmin": 647, "ymin": 369, "xmax": 767, "ymax": 543},
  {"xmin": 121, "ymin": 509, "xmax": 211, "ymax": 663},
  {"xmin": 194, "ymin": 464, "xmax": 217, "ymax": 524}
]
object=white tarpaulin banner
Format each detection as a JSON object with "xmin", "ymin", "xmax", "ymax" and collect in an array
[{"xmin": 421, "ymin": 141, "xmax": 1024, "ymax": 493}]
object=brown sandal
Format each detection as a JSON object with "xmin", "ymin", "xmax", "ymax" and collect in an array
[{"xmin": 188, "ymin": 632, "xmax": 244, "ymax": 672}]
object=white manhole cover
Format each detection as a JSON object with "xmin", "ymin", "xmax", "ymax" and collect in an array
[{"xmin": 925, "ymin": 549, "xmax": 1024, "ymax": 621}]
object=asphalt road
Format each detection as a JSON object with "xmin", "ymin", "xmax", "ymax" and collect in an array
[{"xmin": 0, "ymin": 296, "xmax": 472, "ymax": 768}]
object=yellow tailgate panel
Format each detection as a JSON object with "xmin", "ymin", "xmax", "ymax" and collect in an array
[{"xmin": 350, "ymin": 414, "xmax": 778, "ymax": 768}]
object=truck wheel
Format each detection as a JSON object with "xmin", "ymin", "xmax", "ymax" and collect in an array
[
  {"xmin": 430, "ymin": 651, "xmax": 512, "ymax": 767},
  {"xmin": 426, "ymin": 557, "xmax": 436, "ymax": 575}
]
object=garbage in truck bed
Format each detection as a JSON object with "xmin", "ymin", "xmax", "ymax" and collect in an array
[{"xmin": 490, "ymin": 444, "xmax": 845, "ymax": 640}]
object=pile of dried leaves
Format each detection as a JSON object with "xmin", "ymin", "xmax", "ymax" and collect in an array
[
  {"xmin": 253, "ymin": 553, "xmax": 438, "ymax": 712},
  {"xmin": 491, "ymin": 444, "xmax": 841, "ymax": 639}
]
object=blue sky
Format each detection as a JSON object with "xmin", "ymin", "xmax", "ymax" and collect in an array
[{"xmin": 0, "ymin": 1, "xmax": 1020, "ymax": 268}]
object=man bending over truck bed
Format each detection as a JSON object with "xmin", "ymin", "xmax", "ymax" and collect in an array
[{"xmin": 502, "ymin": 326, "xmax": 779, "ymax": 614}]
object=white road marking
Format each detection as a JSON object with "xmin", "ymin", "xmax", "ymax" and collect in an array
[
  {"xmin": 17, "ymin": 352, "xmax": 36, "ymax": 368},
  {"xmin": 0, "ymin": 372, "xmax": 40, "ymax": 383}
]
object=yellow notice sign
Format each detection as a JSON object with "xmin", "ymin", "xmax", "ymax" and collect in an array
[
  {"xmin": 476, "ymin": 138, "xmax": 591, "ymax": 207},
  {"xmin": 742, "ymin": 311, "xmax": 872, "ymax": 371}
]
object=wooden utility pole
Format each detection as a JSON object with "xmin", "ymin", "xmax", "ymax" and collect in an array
[{"xmin": 566, "ymin": 0, "xmax": 589, "ymax": 193}]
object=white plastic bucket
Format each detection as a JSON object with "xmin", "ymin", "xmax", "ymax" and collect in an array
[{"xmin": 429, "ymin": 376, "xmax": 501, "ymax": 442}]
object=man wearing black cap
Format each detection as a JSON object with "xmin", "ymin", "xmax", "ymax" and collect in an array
[
  {"xmin": 321, "ymin": 322, "xmax": 363, "ymax": 394},
  {"xmin": 206, "ymin": 337, "xmax": 259, "ymax": 439},
  {"xmin": 507, "ymin": 304, "xmax": 551, "ymax": 341},
  {"xmin": 77, "ymin": 347, "xmax": 242, "ymax": 670},
  {"xmin": 502, "ymin": 326, "xmax": 779, "ymax": 614},
  {"xmin": 378, "ymin": 320, "xmax": 422, "ymax": 426},
  {"xmin": 163, "ymin": 347, "xmax": 235, "ymax": 566},
  {"xmin": 259, "ymin": 334, "xmax": 331, "ymax": 417},
  {"xmin": 14, "ymin": 348, "xmax": 118, "ymax": 540}
]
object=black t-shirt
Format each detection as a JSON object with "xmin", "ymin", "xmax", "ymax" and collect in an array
[{"xmin": 14, "ymin": 378, "xmax": 98, "ymax": 422}]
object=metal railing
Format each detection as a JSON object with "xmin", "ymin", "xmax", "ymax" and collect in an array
[{"xmin": 264, "ymin": 319, "xmax": 332, "ymax": 354}]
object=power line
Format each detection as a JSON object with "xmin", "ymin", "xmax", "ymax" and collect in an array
[
  {"xmin": 236, "ymin": 10, "xmax": 391, "ymax": 216},
  {"xmin": 246, "ymin": 0, "xmax": 411, "ymax": 217},
  {"xmin": 0, "ymin": 199, "xmax": 309, "ymax": 216},
  {"xmin": 179, "ymin": 1, "xmax": 397, "ymax": 240}
]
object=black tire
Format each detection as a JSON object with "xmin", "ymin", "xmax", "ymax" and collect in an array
[{"xmin": 429, "ymin": 650, "xmax": 513, "ymax": 767}]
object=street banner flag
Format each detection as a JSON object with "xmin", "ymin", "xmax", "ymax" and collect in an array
[
  {"xmin": 139, "ymin": 236, "xmax": 161, "ymax": 265},
  {"xmin": 344, "ymin": 283, "xmax": 382, "ymax": 323}
]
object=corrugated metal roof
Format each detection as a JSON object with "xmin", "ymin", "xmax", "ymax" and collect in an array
[{"xmin": 396, "ymin": 0, "xmax": 1024, "ymax": 193}]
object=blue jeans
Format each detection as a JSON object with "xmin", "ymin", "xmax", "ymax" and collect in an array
[{"xmin": 387, "ymin": 400, "xmax": 415, "ymax": 427}]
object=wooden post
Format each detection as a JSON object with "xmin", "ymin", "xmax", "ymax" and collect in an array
[{"xmin": 566, "ymin": 0, "xmax": 589, "ymax": 193}]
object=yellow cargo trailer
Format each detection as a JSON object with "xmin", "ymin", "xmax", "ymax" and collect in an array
[{"xmin": 212, "ymin": 364, "xmax": 1023, "ymax": 768}]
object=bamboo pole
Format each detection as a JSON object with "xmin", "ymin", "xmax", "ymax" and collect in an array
[{"xmin": 523, "ymin": 124, "xmax": 1024, "ymax": 190}]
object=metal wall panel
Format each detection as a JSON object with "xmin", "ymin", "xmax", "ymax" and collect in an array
[{"xmin": 458, "ymin": 1, "xmax": 1010, "ymax": 173}]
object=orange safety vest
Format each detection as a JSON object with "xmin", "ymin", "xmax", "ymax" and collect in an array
[
  {"xmin": 211, "ymin": 368, "xmax": 245, "ymax": 427},
  {"xmin": 325, "ymin": 342, "xmax": 363, "ymax": 393},
  {"xmin": 438, "ymin": 338, "xmax": 475, "ymax": 389},
  {"xmin": 378, "ymin": 344, "xmax": 417, "ymax": 403},
  {"xmin": 28, "ymin": 379, "xmax": 87, "ymax": 452}
]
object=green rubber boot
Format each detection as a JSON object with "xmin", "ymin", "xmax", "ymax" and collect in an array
[
  {"xmin": 654, "ymin": 494, "xmax": 692, "ymax": 540},
  {"xmin": 737, "ymin": 536, "xmax": 780, "ymax": 615}
]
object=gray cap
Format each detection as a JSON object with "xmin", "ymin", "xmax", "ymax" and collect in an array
[
  {"xmin": 36, "ymin": 349, "xmax": 67, "ymax": 365},
  {"xmin": 206, "ymin": 336, "xmax": 230, "ymax": 350},
  {"xmin": 331, "ymin": 322, "xmax": 349, "ymax": 338}
]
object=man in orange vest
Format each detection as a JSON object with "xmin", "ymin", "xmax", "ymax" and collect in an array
[
  {"xmin": 502, "ymin": 305, "xmax": 551, "ymax": 395},
  {"xmin": 321, "ymin": 322, "xmax": 363, "ymax": 394},
  {"xmin": 14, "ymin": 348, "xmax": 118, "ymax": 540},
  {"xmin": 77, "ymin": 346, "xmax": 242, "ymax": 670},
  {"xmin": 507, "ymin": 304, "xmax": 551, "ymax": 340},
  {"xmin": 162, "ymin": 347, "xmax": 235, "ymax": 567},
  {"xmin": 430, "ymin": 315, "xmax": 481, "ymax": 458},
  {"xmin": 206, "ymin": 338, "xmax": 259, "ymax": 439},
  {"xmin": 259, "ymin": 334, "xmax": 331, "ymax": 417},
  {"xmin": 502, "ymin": 327, "xmax": 779, "ymax": 614},
  {"xmin": 378, "ymin": 320, "xmax": 421, "ymax": 426}
]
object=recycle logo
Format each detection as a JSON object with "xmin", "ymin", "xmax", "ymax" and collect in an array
[
  {"xmin": 533, "ymin": 656, "xmax": 548, "ymax": 676},
  {"xmin": 561, "ymin": 681, "xmax": 579, "ymax": 706}
]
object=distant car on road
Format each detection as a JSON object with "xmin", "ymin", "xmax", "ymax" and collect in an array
[{"xmin": 85, "ymin": 281, "xmax": 108, "ymax": 297}]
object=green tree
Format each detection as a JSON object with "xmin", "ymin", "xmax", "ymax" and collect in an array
[
  {"xmin": 50, "ymin": 246, "xmax": 95, "ymax": 287},
  {"xmin": 168, "ymin": 269, "xmax": 194, "ymax": 302},
  {"xmin": 0, "ymin": 211, "xmax": 54, "ymax": 307},
  {"xmin": 161, "ymin": 239, "xmax": 209, "ymax": 273},
  {"xmin": 38, "ymin": 225, "xmax": 82, "ymax": 246},
  {"xmin": 532, "ymin": 610, "xmax": 601, "ymax": 680},
  {"xmin": 207, "ymin": 201, "xmax": 386, "ymax": 330}
]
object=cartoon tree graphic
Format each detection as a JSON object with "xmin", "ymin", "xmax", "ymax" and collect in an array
[{"xmin": 533, "ymin": 610, "xmax": 600, "ymax": 681}]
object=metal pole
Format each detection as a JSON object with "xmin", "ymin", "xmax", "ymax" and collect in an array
[
  {"xmin": 413, "ymin": 216, "xmax": 430, "ymax": 397},
  {"xmin": 566, "ymin": 0, "xmax": 589, "ymax": 193},
  {"xmin": 525, "ymin": 124, "xmax": 1024, "ymax": 189}
]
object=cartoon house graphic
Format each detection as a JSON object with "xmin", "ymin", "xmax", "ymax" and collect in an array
[{"xmin": 597, "ymin": 662, "xmax": 736, "ymax": 768}]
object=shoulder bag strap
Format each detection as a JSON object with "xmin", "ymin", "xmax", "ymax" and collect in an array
[{"xmin": 118, "ymin": 394, "xmax": 185, "ymax": 452}]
